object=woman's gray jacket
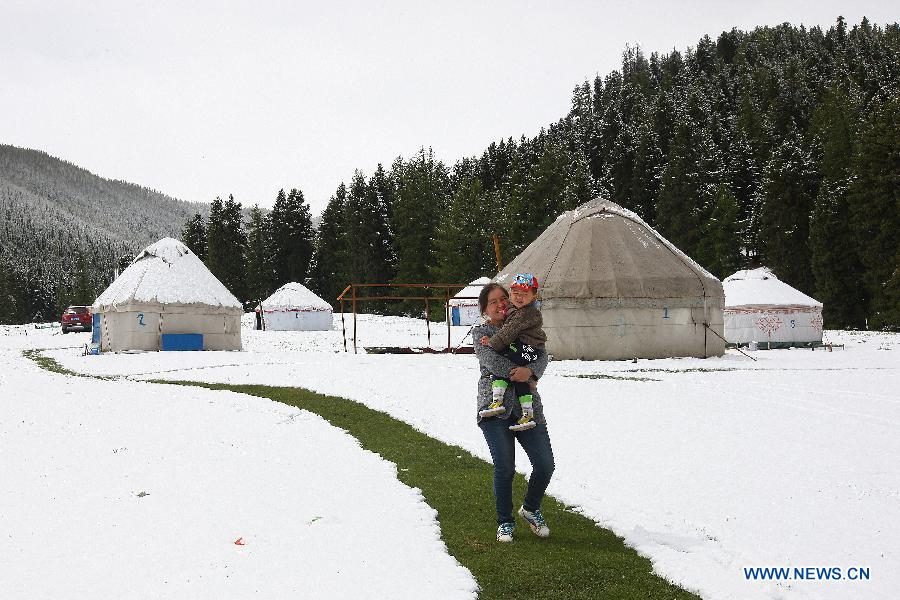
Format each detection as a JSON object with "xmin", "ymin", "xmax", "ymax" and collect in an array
[{"xmin": 473, "ymin": 323, "xmax": 550, "ymax": 425}]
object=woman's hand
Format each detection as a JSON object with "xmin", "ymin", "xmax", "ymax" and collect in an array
[{"xmin": 509, "ymin": 367, "xmax": 533, "ymax": 382}]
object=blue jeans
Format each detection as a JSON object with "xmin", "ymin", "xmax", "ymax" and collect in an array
[{"xmin": 479, "ymin": 419, "xmax": 555, "ymax": 525}]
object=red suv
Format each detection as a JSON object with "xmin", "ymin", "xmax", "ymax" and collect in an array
[{"xmin": 61, "ymin": 306, "xmax": 93, "ymax": 334}]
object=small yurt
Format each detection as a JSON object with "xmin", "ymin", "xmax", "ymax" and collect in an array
[
  {"xmin": 496, "ymin": 198, "xmax": 725, "ymax": 360},
  {"xmin": 257, "ymin": 282, "xmax": 333, "ymax": 331},
  {"xmin": 449, "ymin": 277, "xmax": 490, "ymax": 326},
  {"xmin": 723, "ymin": 267, "xmax": 824, "ymax": 347},
  {"xmin": 93, "ymin": 238, "xmax": 243, "ymax": 352}
]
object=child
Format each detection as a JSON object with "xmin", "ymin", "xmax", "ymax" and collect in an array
[{"xmin": 478, "ymin": 273, "xmax": 547, "ymax": 431}]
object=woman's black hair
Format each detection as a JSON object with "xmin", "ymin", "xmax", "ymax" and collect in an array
[{"xmin": 478, "ymin": 282, "xmax": 509, "ymax": 316}]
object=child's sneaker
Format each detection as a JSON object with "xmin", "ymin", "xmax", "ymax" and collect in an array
[
  {"xmin": 509, "ymin": 410, "xmax": 536, "ymax": 431},
  {"xmin": 496, "ymin": 522, "xmax": 514, "ymax": 542},
  {"xmin": 518, "ymin": 506, "xmax": 550, "ymax": 537},
  {"xmin": 479, "ymin": 400, "xmax": 506, "ymax": 418}
]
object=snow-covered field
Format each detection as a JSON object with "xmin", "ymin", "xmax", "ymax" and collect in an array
[
  {"xmin": 5, "ymin": 316, "xmax": 898, "ymax": 599},
  {"xmin": 0, "ymin": 321, "xmax": 476, "ymax": 599}
]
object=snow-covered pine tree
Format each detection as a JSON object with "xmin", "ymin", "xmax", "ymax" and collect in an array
[
  {"xmin": 846, "ymin": 96, "xmax": 900, "ymax": 329},
  {"xmin": 808, "ymin": 81, "xmax": 867, "ymax": 328},
  {"xmin": 308, "ymin": 184, "xmax": 349, "ymax": 307},
  {"xmin": 181, "ymin": 213, "xmax": 207, "ymax": 262},
  {"xmin": 205, "ymin": 196, "xmax": 227, "ymax": 283},
  {"xmin": 431, "ymin": 176, "xmax": 501, "ymax": 285},
  {"xmin": 269, "ymin": 188, "xmax": 315, "ymax": 288},
  {"xmin": 344, "ymin": 170, "xmax": 393, "ymax": 288},
  {"xmin": 366, "ymin": 165, "xmax": 397, "ymax": 285},
  {"xmin": 758, "ymin": 123, "xmax": 819, "ymax": 294},
  {"xmin": 696, "ymin": 184, "xmax": 742, "ymax": 279},
  {"xmin": 245, "ymin": 205, "xmax": 275, "ymax": 308}
]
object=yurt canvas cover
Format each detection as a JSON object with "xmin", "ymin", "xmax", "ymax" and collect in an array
[
  {"xmin": 448, "ymin": 277, "xmax": 490, "ymax": 326},
  {"xmin": 496, "ymin": 198, "xmax": 725, "ymax": 360},
  {"xmin": 93, "ymin": 238, "xmax": 243, "ymax": 352},
  {"xmin": 723, "ymin": 267, "xmax": 823, "ymax": 345},
  {"xmin": 258, "ymin": 282, "xmax": 333, "ymax": 331}
]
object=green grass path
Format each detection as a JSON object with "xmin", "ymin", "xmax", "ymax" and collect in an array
[{"xmin": 161, "ymin": 380, "xmax": 699, "ymax": 600}]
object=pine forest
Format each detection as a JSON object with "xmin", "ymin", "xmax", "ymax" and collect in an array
[{"xmin": 1, "ymin": 18, "xmax": 897, "ymax": 329}]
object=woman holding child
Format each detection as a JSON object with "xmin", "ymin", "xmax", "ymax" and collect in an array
[{"xmin": 473, "ymin": 277, "xmax": 555, "ymax": 543}]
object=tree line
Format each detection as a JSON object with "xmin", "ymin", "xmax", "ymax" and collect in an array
[{"xmin": 184, "ymin": 17, "xmax": 898, "ymax": 329}]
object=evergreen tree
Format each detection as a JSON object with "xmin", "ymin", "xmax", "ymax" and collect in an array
[
  {"xmin": 390, "ymin": 149, "xmax": 451, "ymax": 315},
  {"xmin": 270, "ymin": 188, "xmax": 315, "ymax": 287},
  {"xmin": 846, "ymin": 96, "xmax": 900, "ymax": 329},
  {"xmin": 808, "ymin": 82, "xmax": 867, "ymax": 328},
  {"xmin": 245, "ymin": 205, "xmax": 275, "ymax": 307},
  {"xmin": 206, "ymin": 195, "xmax": 247, "ymax": 304},
  {"xmin": 0, "ymin": 253, "xmax": 19, "ymax": 324},
  {"xmin": 308, "ymin": 184, "xmax": 349, "ymax": 307},
  {"xmin": 431, "ymin": 177, "xmax": 501, "ymax": 284},
  {"xmin": 116, "ymin": 252, "xmax": 136, "ymax": 275},
  {"xmin": 809, "ymin": 179, "xmax": 867, "ymax": 327},
  {"xmin": 205, "ymin": 196, "xmax": 227, "ymax": 282},
  {"xmin": 344, "ymin": 170, "xmax": 391, "ymax": 284},
  {"xmin": 695, "ymin": 184, "xmax": 742, "ymax": 278},
  {"xmin": 630, "ymin": 116, "xmax": 664, "ymax": 222},
  {"xmin": 391, "ymin": 149, "xmax": 450, "ymax": 285},
  {"xmin": 368, "ymin": 164, "xmax": 397, "ymax": 282},
  {"xmin": 655, "ymin": 116, "xmax": 703, "ymax": 254},
  {"xmin": 758, "ymin": 124, "xmax": 819, "ymax": 294},
  {"xmin": 181, "ymin": 213, "xmax": 207, "ymax": 262}
]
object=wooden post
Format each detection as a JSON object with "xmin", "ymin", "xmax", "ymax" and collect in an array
[
  {"xmin": 340, "ymin": 298, "xmax": 346, "ymax": 352},
  {"xmin": 445, "ymin": 285, "xmax": 451, "ymax": 352},
  {"xmin": 492, "ymin": 233, "xmax": 502, "ymax": 272},
  {"xmin": 352, "ymin": 285, "xmax": 358, "ymax": 354},
  {"xmin": 425, "ymin": 294, "xmax": 431, "ymax": 348}
]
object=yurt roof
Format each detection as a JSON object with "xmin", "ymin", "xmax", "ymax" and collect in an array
[
  {"xmin": 449, "ymin": 277, "xmax": 491, "ymax": 307},
  {"xmin": 723, "ymin": 267, "xmax": 822, "ymax": 308},
  {"xmin": 496, "ymin": 198, "xmax": 722, "ymax": 300},
  {"xmin": 261, "ymin": 282, "xmax": 332, "ymax": 311},
  {"xmin": 93, "ymin": 238, "xmax": 242, "ymax": 311}
]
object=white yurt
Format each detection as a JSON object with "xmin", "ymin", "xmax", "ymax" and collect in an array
[
  {"xmin": 723, "ymin": 267, "xmax": 824, "ymax": 346},
  {"xmin": 93, "ymin": 238, "xmax": 243, "ymax": 352},
  {"xmin": 448, "ymin": 277, "xmax": 490, "ymax": 326},
  {"xmin": 496, "ymin": 198, "xmax": 725, "ymax": 360},
  {"xmin": 257, "ymin": 282, "xmax": 333, "ymax": 331}
]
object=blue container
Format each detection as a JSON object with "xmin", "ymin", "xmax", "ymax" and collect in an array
[
  {"xmin": 451, "ymin": 306, "xmax": 461, "ymax": 326},
  {"xmin": 161, "ymin": 333, "xmax": 203, "ymax": 351}
]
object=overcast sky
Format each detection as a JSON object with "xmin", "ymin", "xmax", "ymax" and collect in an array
[{"xmin": 1, "ymin": 1, "xmax": 895, "ymax": 215}]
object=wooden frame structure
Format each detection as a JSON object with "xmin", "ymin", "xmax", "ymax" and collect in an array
[{"xmin": 336, "ymin": 283, "xmax": 480, "ymax": 353}]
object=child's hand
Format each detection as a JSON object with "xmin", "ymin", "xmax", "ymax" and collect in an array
[{"xmin": 479, "ymin": 336, "xmax": 490, "ymax": 346}]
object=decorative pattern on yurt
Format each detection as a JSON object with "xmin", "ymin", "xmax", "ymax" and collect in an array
[{"xmin": 723, "ymin": 267, "xmax": 824, "ymax": 346}]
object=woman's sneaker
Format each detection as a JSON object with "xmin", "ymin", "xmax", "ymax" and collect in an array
[
  {"xmin": 496, "ymin": 522, "xmax": 515, "ymax": 542},
  {"xmin": 518, "ymin": 506, "xmax": 550, "ymax": 537},
  {"xmin": 479, "ymin": 401, "xmax": 506, "ymax": 418}
]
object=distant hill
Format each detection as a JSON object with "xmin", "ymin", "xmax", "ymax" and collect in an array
[
  {"xmin": 0, "ymin": 144, "xmax": 212, "ymax": 322},
  {"xmin": 0, "ymin": 144, "xmax": 209, "ymax": 248}
]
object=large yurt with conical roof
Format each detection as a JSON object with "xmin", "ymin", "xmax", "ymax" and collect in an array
[
  {"xmin": 496, "ymin": 199, "xmax": 725, "ymax": 360},
  {"xmin": 93, "ymin": 238, "xmax": 243, "ymax": 352},
  {"xmin": 256, "ymin": 282, "xmax": 333, "ymax": 331},
  {"xmin": 448, "ymin": 277, "xmax": 490, "ymax": 326},
  {"xmin": 723, "ymin": 267, "xmax": 823, "ymax": 346}
]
